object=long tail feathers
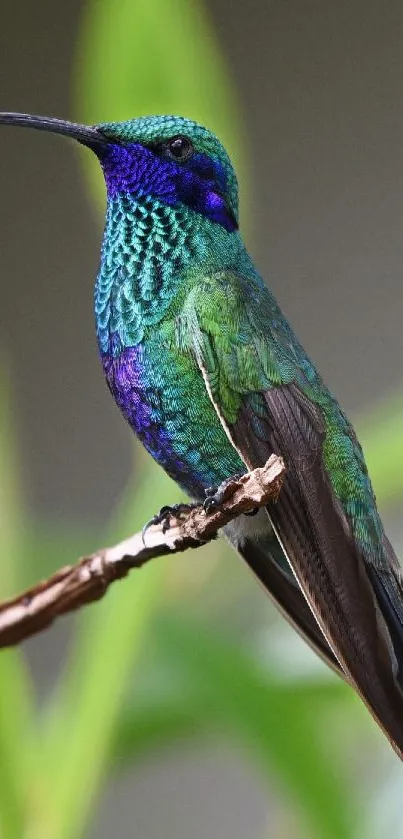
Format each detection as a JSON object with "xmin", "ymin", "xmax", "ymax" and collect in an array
[{"xmin": 226, "ymin": 384, "xmax": 403, "ymax": 758}]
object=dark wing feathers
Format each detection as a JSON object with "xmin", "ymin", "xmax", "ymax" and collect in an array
[
  {"xmin": 367, "ymin": 544, "xmax": 403, "ymax": 687},
  {"xmin": 222, "ymin": 388, "xmax": 346, "ymax": 677},
  {"xmin": 231, "ymin": 384, "xmax": 403, "ymax": 756}
]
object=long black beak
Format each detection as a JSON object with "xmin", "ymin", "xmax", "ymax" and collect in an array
[{"xmin": 0, "ymin": 112, "xmax": 107, "ymax": 151}]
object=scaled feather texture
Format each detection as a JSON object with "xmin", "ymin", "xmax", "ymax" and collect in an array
[
  {"xmin": 93, "ymin": 115, "xmax": 403, "ymax": 757},
  {"xmin": 1, "ymin": 110, "xmax": 403, "ymax": 758}
]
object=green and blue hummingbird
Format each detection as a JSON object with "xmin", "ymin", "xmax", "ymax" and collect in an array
[{"xmin": 2, "ymin": 111, "xmax": 403, "ymax": 757}]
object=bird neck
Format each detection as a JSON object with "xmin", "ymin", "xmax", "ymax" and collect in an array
[{"xmin": 95, "ymin": 192, "xmax": 247, "ymax": 356}]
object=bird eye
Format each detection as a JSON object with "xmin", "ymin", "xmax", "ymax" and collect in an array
[{"xmin": 163, "ymin": 136, "xmax": 194, "ymax": 162}]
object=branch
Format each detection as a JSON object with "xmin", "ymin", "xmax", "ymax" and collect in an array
[{"xmin": 0, "ymin": 455, "xmax": 284, "ymax": 649}]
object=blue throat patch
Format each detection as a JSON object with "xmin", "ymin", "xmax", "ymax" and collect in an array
[{"xmin": 98, "ymin": 142, "xmax": 237, "ymax": 232}]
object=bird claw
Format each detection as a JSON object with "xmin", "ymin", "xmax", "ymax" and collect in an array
[
  {"xmin": 141, "ymin": 502, "xmax": 198, "ymax": 545},
  {"xmin": 203, "ymin": 495, "xmax": 219, "ymax": 513},
  {"xmin": 203, "ymin": 473, "xmax": 246, "ymax": 514}
]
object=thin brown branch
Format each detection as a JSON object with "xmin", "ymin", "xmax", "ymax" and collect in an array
[{"xmin": 0, "ymin": 455, "xmax": 284, "ymax": 649}]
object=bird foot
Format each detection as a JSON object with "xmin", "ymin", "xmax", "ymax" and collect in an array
[
  {"xmin": 142, "ymin": 502, "xmax": 199, "ymax": 544},
  {"xmin": 203, "ymin": 473, "xmax": 248, "ymax": 513}
]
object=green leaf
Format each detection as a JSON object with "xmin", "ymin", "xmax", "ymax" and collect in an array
[
  {"xmin": 158, "ymin": 615, "xmax": 357, "ymax": 839},
  {"xmin": 0, "ymin": 652, "xmax": 37, "ymax": 839},
  {"xmin": 111, "ymin": 694, "xmax": 210, "ymax": 766},
  {"xmin": 110, "ymin": 669, "xmax": 353, "ymax": 772}
]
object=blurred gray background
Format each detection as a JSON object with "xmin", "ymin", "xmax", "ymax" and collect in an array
[{"xmin": 1, "ymin": 1, "xmax": 403, "ymax": 836}]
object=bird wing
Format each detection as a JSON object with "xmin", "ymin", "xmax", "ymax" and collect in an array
[
  {"xmin": 178, "ymin": 269, "xmax": 403, "ymax": 757},
  {"xmin": 177, "ymin": 271, "xmax": 343, "ymax": 675}
]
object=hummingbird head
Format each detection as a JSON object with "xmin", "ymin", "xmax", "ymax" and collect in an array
[
  {"xmin": 0, "ymin": 112, "xmax": 239, "ymax": 233},
  {"xmin": 96, "ymin": 115, "xmax": 239, "ymax": 232}
]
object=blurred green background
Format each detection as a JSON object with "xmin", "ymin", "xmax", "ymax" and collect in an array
[{"xmin": 1, "ymin": 0, "xmax": 403, "ymax": 837}]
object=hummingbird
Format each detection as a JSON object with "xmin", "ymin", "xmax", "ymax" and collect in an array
[{"xmin": 2, "ymin": 111, "xmax": 403, "ymax": 758}]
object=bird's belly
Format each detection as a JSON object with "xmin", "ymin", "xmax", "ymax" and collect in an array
[{"xmin": 102, "ymin": 343, "xmax": 245, "ymax": 499}]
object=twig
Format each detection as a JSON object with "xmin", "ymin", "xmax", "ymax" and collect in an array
[{"xmin": 0, "ymin": 455, "xmax": 284, "ymax": 649}]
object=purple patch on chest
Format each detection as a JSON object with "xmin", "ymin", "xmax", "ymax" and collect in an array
[
  {"xmin": 102, "ymin": 345, "xmax": 166, "ymax": 454},
  {"xmin": 101, "ymin": 347, "xmax": 205, "ymax": 497}
]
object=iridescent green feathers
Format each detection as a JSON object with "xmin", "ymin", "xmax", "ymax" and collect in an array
[{"xmin": 176, "ymin": 267, "xmax": 384, "ymax": 560}]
